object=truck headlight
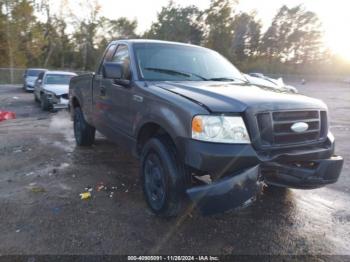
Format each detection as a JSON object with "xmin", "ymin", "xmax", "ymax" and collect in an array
[{"xmin": 192, "ymin": 115, "xmax": 250, "ymax": 144}]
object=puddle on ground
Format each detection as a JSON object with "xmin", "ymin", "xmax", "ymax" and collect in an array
[{"xmin": 293, "ymin": 188, "xmax": 350, "ymax": 254}]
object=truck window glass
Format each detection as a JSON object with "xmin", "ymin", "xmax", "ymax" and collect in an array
[
  {"xmin": 98, "ymin": 44, "xmax": 116, "ymax": 74},
  {"xmin": 112, "ymin": 45, "xmax": 130, "ymax": 64},
  {"xmin": 112, "ymin": 45, "xmax": 131, "ymax": 79},
  {"xmin": 104, "ymin": 44, "xmax": 117, "ymax": 61},
  {"xmin": 133, "ymin": 43, "xmax": 245, "ymax": 82}
]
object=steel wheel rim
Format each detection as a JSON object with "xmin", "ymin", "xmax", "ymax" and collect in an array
[{"xmin": 144, "ymin": 152, "xmax": 166, "ymax": 210}]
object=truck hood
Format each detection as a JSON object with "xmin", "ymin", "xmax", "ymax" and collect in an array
[
  {"xmin": 43, "ymin": 84, "xmax": 69, "ymax": 96},
  {"xmin": 153, "ymin": 81, "xmax": 326, "ymax": 113}
]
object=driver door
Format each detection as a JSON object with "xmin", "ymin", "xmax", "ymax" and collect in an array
[
  {"xmin": 102, "ymin": 44, "xmax": 133, "ymax": 137},
  {"xmin": 94, "ymin": 43, "xmax": 133, "ymax": 142},
  {"xmin": 92, "ymin": 44, "xmax": 116, "ymax": 135}
]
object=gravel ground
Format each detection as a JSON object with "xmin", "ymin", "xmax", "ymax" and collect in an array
[{"xmin": 0, "ymin": 82, "xmax": 349, "ymax": 256}]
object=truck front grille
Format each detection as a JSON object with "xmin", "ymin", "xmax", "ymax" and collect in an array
[{"xmin": 256, "ymin": 110, "xmax": 328, "ymax": 148}]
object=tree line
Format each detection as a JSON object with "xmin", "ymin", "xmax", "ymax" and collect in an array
[{"xmin": 0, "ymin": 0, "xmax": 349, "ymax": 75}]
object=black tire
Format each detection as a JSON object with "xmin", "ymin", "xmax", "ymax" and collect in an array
[
  {"xmin": 40, "ymin": 94, "xmax": 50, "ymax": 111},
  {"xmin": 73, "ymin": 107, "xmax": 95, "ymax": 146},
  {"xmin": 140, "ymin": 136, "xmax": 187, "ymax": 217},
  {"xmin": 34, "ymin": 93, "xmax": 39, "ymax": 102}
]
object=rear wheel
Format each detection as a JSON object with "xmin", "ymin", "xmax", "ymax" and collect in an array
[
  {"xmin": 73, "ymin": 107, "xmax": 95, "ymax": 146},
  {"xmin": 141, "ymin": 136, "xmax": 187, "ymax": 217}
]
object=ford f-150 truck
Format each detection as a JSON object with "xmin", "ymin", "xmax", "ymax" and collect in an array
[{"xmin": 69, "ymin": 40, "xmax": 343, "ymax": 217}]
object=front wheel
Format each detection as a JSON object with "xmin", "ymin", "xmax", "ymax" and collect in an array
[
  {"xmin": 140, "ymin": 136, "xmax": 187, "ymax": 217},
  {"xmin": 34, "ymin": 92, "xmax": 39, "ymax": 102},
  {"xmin": 73, "ymin": 107, "xmax": 95, "ymax": 146},
  {"xmin": 40, "ymin": 94, "xmax": 50, "ymax": 111}
]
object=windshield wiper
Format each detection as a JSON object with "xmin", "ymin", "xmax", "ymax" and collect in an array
[
  {"xmin": 208, "ymin": 77, "xmax": 235, "ymax": 81},
  {"xmin": 144, "ymin": 67, "xmax": 208, "ymax": 81},
  {"xmin": 208, "ymin": 77, "xmax": 250, "ymax": 84}
]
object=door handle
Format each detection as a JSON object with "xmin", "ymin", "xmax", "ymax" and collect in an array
[{"xmin": 100, "ymin": 86, "xmax": 106, "ymax": 96}]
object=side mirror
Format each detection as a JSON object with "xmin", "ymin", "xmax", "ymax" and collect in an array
[
  {"xmin": 38, "ymin": 79, "xmax": 42, "ymax": 84},
  {"xmin": 102, "ymin": 62, "xmax": 124, "ymax": 79}
]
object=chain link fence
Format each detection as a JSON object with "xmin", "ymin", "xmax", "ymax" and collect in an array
[
  {"xmin": 0, "ymin": 68, "xmax": 26, "ymax": 85},
  {"xmin": 0, "ymin": 68, "xmax": 88, "ymax": 85}
]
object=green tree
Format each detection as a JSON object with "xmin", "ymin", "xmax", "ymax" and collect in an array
[
  {"xmin": 71, "ymin": 0, "xmax": 101, "ymax": 70},
  {"xmin": 204, "ymin": 0, "xmax": 237, "ymax": 59},
  {"xmin": 260, "ymin": 5, "xmax": 323, "ymax": 67},
  {"xmin": 2, "ymin": 0, "xmax": 30, "ymax": 67},
  {"xmin": 0, "ymin": 1, "xmax": 8, "ymax": 66},
  {"xmin": 44, "ymin": 0, "xmax": 75, "ymax": 69},
  {"xmin": 0, "ymin": 0, "xmax": 341, "ymax": 76},
  {"xmin": 231, "ymin": 12, "xmax": 261, "ymax": 65},
  {"xmin": 107, "ymin": 17, "xmax": 138, "ymax": 40},
  {"xmin": 45, "ymin": 16, "xmax": 74, "ymax": 69},
  {"xmin": 144, "ymin": 1, "xmax": 204, "ymax": 45}
]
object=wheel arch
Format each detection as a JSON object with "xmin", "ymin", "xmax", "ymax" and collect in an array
[
  {"xmin": 136, "ymin": 121, "xmax": 178, "ymax": 157},
  {"xmin": 71, "ymin": 96, "xmax": 81, "ymax": 108},
  {"xmin": 70, "ymin": 96, "xmax": 81, "ymax": 120}
]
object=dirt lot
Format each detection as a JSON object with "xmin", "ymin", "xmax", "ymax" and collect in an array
[{"xmin": 0, "ymin": 82, "xmax": 349, "ymax": 256}]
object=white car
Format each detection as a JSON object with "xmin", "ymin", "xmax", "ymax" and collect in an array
[
  {"xmin": 23, "ymin": 68, "xmax": 47, "ymax": 92},
  {"xmin": 34, "ymin": 71, "xmax": 77, "ymax": 110}
]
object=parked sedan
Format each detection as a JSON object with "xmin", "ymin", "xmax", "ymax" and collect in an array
[
  {"xmin": 23, "ymin": 68, "xmax": 47, "ymax": 92},
  {"xmin": 34, "ymin": 71, "xmax": 77, "ymax": 111}
]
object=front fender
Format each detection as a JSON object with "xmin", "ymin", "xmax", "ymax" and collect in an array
[
  {"xmin": 134, "ymin": 105, "xmax": 188, "ymax": 144},
  {"xmin": 132, "ymin": 81, "xmax": 209, "ymax": 156}
]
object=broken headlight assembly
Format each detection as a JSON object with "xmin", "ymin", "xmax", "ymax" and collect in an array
[
  {"xmin": 192, "ymin": 115, "xmax": 250, "ymax": 144},
  {"xmin": 43, "ymin": 90, "xmax": 56, "ymax": 99}
]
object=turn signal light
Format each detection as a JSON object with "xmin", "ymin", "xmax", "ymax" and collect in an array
[{"xmin": 192, "ymin": 116, "xmax": 204, "ymax": 133}]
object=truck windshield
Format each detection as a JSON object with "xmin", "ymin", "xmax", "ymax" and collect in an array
[
  {"xmin": 45, "ymin": 74, "xmax": 74, "ymax": 85},
  {"xmin": 133, "ymin": 43, "xmax": 247, "ymax": 82}
]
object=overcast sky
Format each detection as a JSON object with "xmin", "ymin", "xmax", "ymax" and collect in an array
[{"xmin": 51, "ymin": 0, "xmax": 350, "ymax": 60}]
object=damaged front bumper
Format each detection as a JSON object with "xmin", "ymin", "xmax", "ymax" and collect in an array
[
  {"xmin": 262, "ymin": 156, "xmax": 343, "ymax": 189},
  {"xmin": 187, "ymin": 165, "xmax": 263, "ymax": 215},
  {"xmin": 181, "ymin": 134, "xmax": 343, "ymax": 214},
  {"xmin": 45, "ymin": 93, "xmax": 69, "ymax": 110},
  {"xmin": 52, "ymin": 96, "xmax": 69, "ymax": 109},
  {"xmin": 53, "ymin": 102, "xmax": 69, "ymax": 110}
]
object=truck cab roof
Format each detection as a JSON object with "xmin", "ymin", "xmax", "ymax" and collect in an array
[{"xmin": 110, "ymin": 39, "xmax": 208, "ymax": 50}]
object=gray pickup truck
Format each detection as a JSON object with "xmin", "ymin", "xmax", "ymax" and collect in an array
[{"xmin": 69, "ymin": 40, "xmax": 343, "ymax": 216}]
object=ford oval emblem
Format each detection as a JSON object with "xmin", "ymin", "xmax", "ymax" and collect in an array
[{"xmin": 291, "ymin": 122, "xmax": 309, "ymax": 133}]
